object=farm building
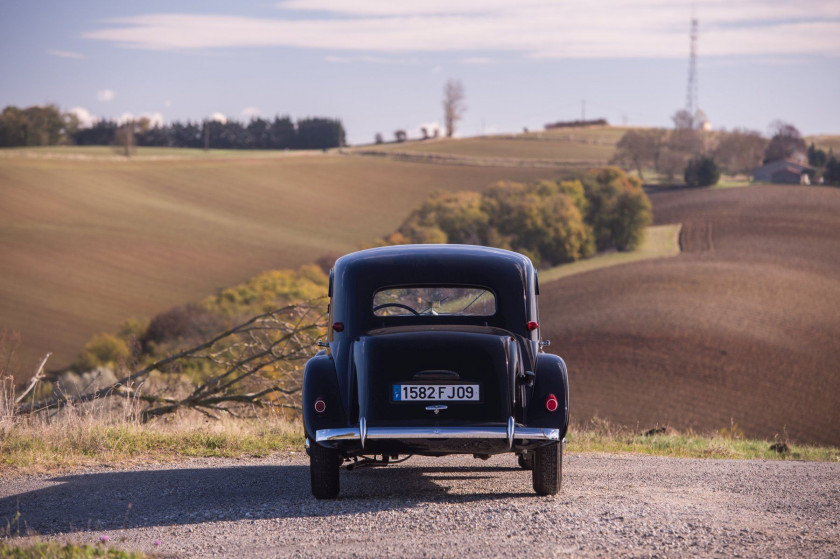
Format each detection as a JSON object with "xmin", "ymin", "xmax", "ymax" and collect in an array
[{"xmin": 752, "ymin": 160, "xmax": 812, "ymax": 185}]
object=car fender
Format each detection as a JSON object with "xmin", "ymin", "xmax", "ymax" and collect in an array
[
  {"xmin": 303, "ymin": 353, "xmax": 345, "ymax": 444},
  {"xmin": 526, "ymin": 353, "xmax": 569, "ymax": 438}
]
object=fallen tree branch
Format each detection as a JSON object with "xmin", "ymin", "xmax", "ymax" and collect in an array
[
  {"xmin": 15, "ymin": 352, "xmax": 50, "ymax": 404},
  {"xmin": 17, "ymin": 301, "xmax": 326, "ymax": 417}
]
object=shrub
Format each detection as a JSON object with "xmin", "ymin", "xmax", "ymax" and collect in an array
[
  {"xmin": 204, "ymin": 265, "xmax": 328, "ymax": 317},
  {"xmin": 397, "ymin": 190, "xmax": 488, "ymax": 245},
  {"xmin": 581, "ymin": 167, "xmax": 652, "ymax": 251},
  {"xmin": 684, "ymin": 156, "xmax": 721, "ymax": 188},
  {"xmin": 141, "ymin": 304, "xmax": 227, "ymax": 352},
  {"xmin": 73, "ymin": 333, "xmax": 130, "ymax": 372},
  {"xmin": 483, "ymin": 181, "xmax": 594, "ymax": 266}
]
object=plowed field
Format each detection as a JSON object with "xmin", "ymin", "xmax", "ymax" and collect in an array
[{"xmin": 540, "ymin": 185, "xmax": 840, "ymax": 446}]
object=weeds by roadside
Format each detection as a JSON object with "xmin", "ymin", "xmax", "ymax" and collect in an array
[
  {"xmin": 567, "ymin": 417, "xmax": 839, "ymax": 461},
  {"xmin": 2, "ymin": 412, "xmax": 837, "ymax": 479},
  {"xmin": 0, "ymin": 541, "xmax": 147, "ymax": 558}
]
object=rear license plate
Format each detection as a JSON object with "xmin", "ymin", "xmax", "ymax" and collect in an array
[{"xmin": 392, "ymin": 384, "xmax": 480, "ymax": 402}]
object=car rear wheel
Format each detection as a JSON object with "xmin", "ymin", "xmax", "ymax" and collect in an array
[
  {"xmin": 309, "ymin": 441, "xmax": 340, "ymax": 499},
  {"xmin": 532, "ymin": 442, "xmax": 562, "ymax": 496}
]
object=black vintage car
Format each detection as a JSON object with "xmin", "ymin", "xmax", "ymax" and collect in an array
[{"xmin": 303, "ymin": 244, "xmax": 569, "ymax": 498}]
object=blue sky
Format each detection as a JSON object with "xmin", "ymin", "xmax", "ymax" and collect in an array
[{"xmin": 1, "ymin": 1, "xmax": 839, "ymax": 144}]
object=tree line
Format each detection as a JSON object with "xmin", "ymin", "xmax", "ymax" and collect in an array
[
  {"xmin": 0, "ymin": 104, "xmax": 346, "ymax": 150},
  {"xmin": 371, "ymin": 167, "xmax": 651, "ymax": 268},
  {"xmin": 612, "ymin": 114, "xmax": 840, "ymax": 187}
]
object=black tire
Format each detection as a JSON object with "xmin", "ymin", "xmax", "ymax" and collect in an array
[
  {"xmin": 532, "ymin": 442, "xmax": 562, "ymax": 496},
  {"xmin": 518, "ymin": 452, "xmax": 534, "ymax": 470},
  {"xmin": 309, "ymin": 441, "xmax": 340, "ymax": 499}
]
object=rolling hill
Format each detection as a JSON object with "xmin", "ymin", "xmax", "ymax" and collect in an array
[
  {"xmin": 0, "ymin": 148, "xmax": 567, "ymax": 373},
  {"xmin": 540, "ymin": 184, "xmax": 840, "ymax": 446}
]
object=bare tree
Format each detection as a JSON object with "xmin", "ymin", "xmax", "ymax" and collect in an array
[
  {"xmin": 612, "ymin": 129, "xmax": 666, "ymax": 181},
  {"xmin": 115, "ymin": 120, "xmax": 135, "ymax": 157},
  {"xmin": 764, "ymin": 120, "xmax": 806, "ymax": 164},
  {"xmin": 672, "ymin": 109, "xmax": 694, "ymax": 130},
  {"xmin": 443, "ymin": 79, "xmax": 466, "ymax": 138},
  {"xmin": 714, "ymin": 129, "xmax": 768, "ymax": 174}
]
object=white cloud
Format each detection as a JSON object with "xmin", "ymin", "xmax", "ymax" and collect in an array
[
  {"xmin": 209, "ymin": 112, "xmax": 227, "ymax": 124},
  {"xmin": 47, "ymin": 49, "xmax": 85, "ymax": 59},
  {"xmin": 97, "ymin": 89, "xmax": 116, "ymax": 102},
  {"xmin": 116, "ymin": 112, "xmax": 165, "ymax": 126},
  {"xmin": 460, "ymin": 57, "xmax": 493, "ymax": 64},
  {"xmin": 81, "ymin": 2, "xmax": 840, "ymax": 58},
  {"xmin": 241, "ymin": 106, "xmax": 260, "ymax": 119},
  {"xmin": 164, "ymin": 99, "xmax": 172, "ymax": 108},
  {"xmin": 68, "ymin": 107, "xmax": 97, "ymax": 128}
]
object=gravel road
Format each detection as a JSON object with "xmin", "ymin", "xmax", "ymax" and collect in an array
[{"xmin": 2, "ymin": 453, "xmax": 838, "ymax": 557}]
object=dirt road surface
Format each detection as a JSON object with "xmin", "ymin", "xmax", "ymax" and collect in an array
[{"xmin": 2, "ymin": 453, "xmax": 838, "ymax": 557}]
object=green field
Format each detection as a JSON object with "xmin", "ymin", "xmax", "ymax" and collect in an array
[
  {"xmin": 0, "ymin": 148, "xmax": 571, "ymax": 372},
  {"xmin": 539, "ymin": 224, "xmax": 681, "ymax": 284},
  {"xmin": 350, "ymin": 125, "xmax": 628, "ymax": 165}
]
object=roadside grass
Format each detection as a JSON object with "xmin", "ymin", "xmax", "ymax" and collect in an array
[
  {"xmin": 539, "ymin": 224, "xmax": 681, "ymax": 284},
  {"xmin": 567, "ymin": 421, "xmax": 839, "ymax": 461},
  {"xmin": 0, "ymin": 541, "xmax": 147, "ymax": 558},
  {"xmin": 0, "ymin": 412, "xmax": 303, "ymax": 477},
  {"xmin": 2, "ymin": 411, "xmax": 836, "ymax": 479}
]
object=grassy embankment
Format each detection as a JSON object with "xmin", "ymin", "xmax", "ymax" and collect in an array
[{"xmin": 2, "ymin": 413, "xmax": 836, "ymax": 479}]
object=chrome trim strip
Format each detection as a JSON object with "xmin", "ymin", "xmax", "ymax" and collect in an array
[
  {"xmin": 360, "ymin": 416, "xmax": 368, "ymax": 448},
  {"xmin": 315, "ymin": 423, "xmax": 561, "ymax": 443},
  {"xmin": 506, "ymin": 416, "xmax": 515, "ymax": 449}
]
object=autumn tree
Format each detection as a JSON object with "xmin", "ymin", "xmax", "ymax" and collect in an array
[
  {"xmin": 581, "ymin": 167, "xmax": 651, "ymax": 251},
  {"xmin": 443, "ymin": 79, "xmax": 466, "ymax": 138}
]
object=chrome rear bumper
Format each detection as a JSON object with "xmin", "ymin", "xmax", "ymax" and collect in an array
[{"xmin": 315, "ymin": 416, "xmax": 560, "ymax": 449}]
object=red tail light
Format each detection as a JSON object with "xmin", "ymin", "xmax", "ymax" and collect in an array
[
  {"xmin": 545, "ymin": 394, "xmax": 559, "ymax": 413},
  {"xmin": 332, "ymin": 322, "xmax": 344, "ymax": 332},
  {"xmin": 314, "ymin": 398, "xmax": 326, "ymax": 413},
  {"xmin": 526, "ymin": 321, "xmax": 539, "ymax": 331}
]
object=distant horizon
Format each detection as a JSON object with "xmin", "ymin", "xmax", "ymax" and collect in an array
[{"xmin": 2, "ymin": 1, "xmax": 839, "ymax": 144}]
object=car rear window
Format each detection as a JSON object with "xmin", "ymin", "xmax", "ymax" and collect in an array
[{"xmin": 373, "ymin": 286, "xmax": 496, "ymax": 317}]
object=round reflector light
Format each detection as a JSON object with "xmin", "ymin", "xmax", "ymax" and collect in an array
[
  {"xmin": 526, "ymin": 321, "xmax": 539, "ymax": 331},
  {"xmin": 332, "ymin": 322, "xmax": 344, "ymax": 332},
  {"xmin": 314, "ymin": 398, "xmax": 326, "ymax": 413},
  {"xmin": 545, "ymin": 394, "xmax": 559, "ymax": 413}
]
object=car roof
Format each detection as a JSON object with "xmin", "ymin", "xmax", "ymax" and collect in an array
[{"xmin": 334, "ymin": 244, "xmax": 533, "ymax": 288}]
